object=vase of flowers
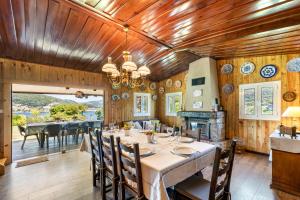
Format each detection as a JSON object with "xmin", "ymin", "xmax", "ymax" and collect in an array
[
  {"xmin": 123, "ymin": 124, "xmax": 131, "ymax": 136},
  {"xmin": 145, "ymin": 131, "xmax": 155, "ymax": 143}
]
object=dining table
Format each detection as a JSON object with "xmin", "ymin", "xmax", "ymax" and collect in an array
[{"xmin": 80, "ymin": 129, "xmax": 216, "ymax": 200}]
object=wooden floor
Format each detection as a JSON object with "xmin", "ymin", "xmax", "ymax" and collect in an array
[
  {"xmin": 12, "ymin": 137, "xmax": 82, "ymax": 161},
  {"xmin": 0, "ymin": 151, "xmax": 299, "ymax": 200}
]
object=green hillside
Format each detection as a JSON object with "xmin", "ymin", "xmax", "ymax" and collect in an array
[{"xmin": 12, "ymin": 93, "xmax": 76, "ymax": 107}]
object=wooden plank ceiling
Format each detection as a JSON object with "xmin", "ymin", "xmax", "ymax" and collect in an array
[{"xmin": 1, "ymin": 0, "xmax": 300, "ymax": 81}]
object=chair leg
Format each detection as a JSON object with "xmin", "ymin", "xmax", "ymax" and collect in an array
[
  {"xmin": 36, "ymin": 134, "xmax": 40, "ymax": 145},
  {"xmin": 21, "ymin": 136, "xmax": 27, "ymax": 150},
  {"xmin": 119, "ymin": 181, "xmax": 125, "ymax": 200},
  {"xmin": 101, "ymin": 169, "xmax": 107, "ymax": 200},
  {"xmin": 47, "ymin": 136, "xmax": 49, "ymax": 148},
  {"xmin": 112, "ymin": 178, "xmax": 118, "ymax": 200}
]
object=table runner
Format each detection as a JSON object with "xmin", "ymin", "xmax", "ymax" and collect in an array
[{"xmin": 80, "ymin": 129, "xmax": 216, "ymax": 200}]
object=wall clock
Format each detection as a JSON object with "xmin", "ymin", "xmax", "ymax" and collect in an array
[
  {"xmin": 149, "ymin": 82, "xmax": 157, "ymax": 90},
  {"xmin": 221, "ymin": 64, "xmax": 233, "ymax": 74},
  {"xmin": 260, "ymin": 64, "xmax": 277, "ymax": 78},
  {"xmin": 240, "ymin": 62, "xmax": 255, "ymax": 75},
  {"xmin": 287, "ymin": 58, "xmax": 300, "ymax": 72},
  {"xmin": 283, "ymin": 91, "xmax": 297, "ymax": 102},
  {"xmin": 166, "ymin": 79, "xmax": 172, "ymax": 87}
]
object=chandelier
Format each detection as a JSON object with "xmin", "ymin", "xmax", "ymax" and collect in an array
[{"xmin": 102, "ymin": 26, "xmax": 151, "ymax": 89}]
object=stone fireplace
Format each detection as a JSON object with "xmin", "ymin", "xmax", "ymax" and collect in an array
[{"xmin": 178, "ymin": 111, "xmax": 225, "ymax": 142}]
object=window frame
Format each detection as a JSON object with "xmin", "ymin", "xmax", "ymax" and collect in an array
[
  {"xmin": 133, "ymin": 92, "xmax": 151, "ymax": 117},
  {"xmin": 165, "ymin": 92, "xmax": 183, "ymax": 117},
  {"xmin": 239, "ymin": 81, "xmax": 281, "ymax": 121}
]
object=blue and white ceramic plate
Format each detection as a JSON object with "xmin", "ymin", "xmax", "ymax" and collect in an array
[
  {"xmin": 221, "ymin": 64, "xmax": 233, "ymax": 74},
  {"xmin": 240, "ymin": 62, "xmax": 255, "ymax": 75},
  {"xmin": 222, "ymin": 83, "xmax": 234, "ymax": 95},
  {"xmin": 111, "ymin": 94, "xmax": 120, "ymax": 101},
  {"xmin": 287, "ymin": 58, "xmax": 300, "ymax": 72},
  {"xmin": 121, "ymin": 92, "xmax": 130, "ymax": 100},
  {"xmin": 260, "ymin": 64, "xmax": 277, "ymax": 78}
]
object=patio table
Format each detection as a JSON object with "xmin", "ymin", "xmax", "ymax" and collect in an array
[
  {"xmin": 80, "ymin": 129, "xmax": 216, "ymax": 200},
  {"xmin": 27, "ymin": 120, "xmax": 102, "ymax": 147}
]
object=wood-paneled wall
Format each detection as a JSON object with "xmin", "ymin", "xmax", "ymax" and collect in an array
[
  {"xmin": 217, "ymin": 54, "xmax": 300, "ymax": 154},
  {"xmin": 157, "ymin": 54, "xmax": 300, "ymax": 154},
  {"xmin": 157, "ymin": 71, "xmax": 187, "ymax": 127},
  {"xmin": 0, "ymin": 58, "xmax": 156, "ymax": 163}
]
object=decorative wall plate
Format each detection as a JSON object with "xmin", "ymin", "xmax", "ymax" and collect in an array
[
  {"xmin": 287, "ymin": 58, "xmax": 300, "ymax": 72},
  {"xmin": 174, "ymin": 80, "xmax": 182, "ymax": 88},
  {"xmin": 112, "ymin": 84, "xmax": 121, "ymax": 90},
  {"xmin": 283, "ymin": 91, "xmax": 297, "ymax": 102},
  {"xmin": 222, "ymin": 83, "xmax": 234, "ymax": 94},
  {"xmin": 149, "ymin": 82, "xmax": 157, "ymax": 90},
  {"xmin": 121, "ymin": 92, "xmax": 130, "ymax": 100},
  {"xmin": 111, "ymin": 94, "xmax": 120, "ymax": 101},
  {"xmin": 159, "ymin": 87, "xmax": 165, "ymax": 94},
  {"xmin": 152, "ymin": 94, "xmax": 158, "ymax": 101},
  {"xmin": 240, "ymin": 62, "xmax": 255, "ymax": 75},
  {"xmin": 139, "ymin": 84, "xmax": 146, "ymax": 91},
  {"xmin": 260, "ymin": 64, "xmax": 277, "ymax": 78},
  {"xmin": 221, "ymin": 64, "xmax": 233, "ymax": 74},
  {"xmin": 166, "ymin": 79, "xmax": 173, "ymax": 87}
]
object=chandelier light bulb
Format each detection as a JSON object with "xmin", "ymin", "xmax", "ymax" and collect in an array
[
  {"xmin": 138, "ymin": 65, "xmax": 151, "ymax": 76},
  {"xmin": 102, "ymin": 57, "xmax": 117, "ymax": 73}
]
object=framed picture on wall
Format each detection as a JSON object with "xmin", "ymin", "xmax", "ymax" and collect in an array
[
  {"xmin": 133, "ymin": 93, "xmax": 151, "ymax": 117},
  {"xmin": 239, "ymin": 81, "xmax": 281, "ymax": 121}
]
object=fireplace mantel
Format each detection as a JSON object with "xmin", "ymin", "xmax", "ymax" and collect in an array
[{"xmin": 177, "ymin": 111, "xmax": 225, "ymax": 119}]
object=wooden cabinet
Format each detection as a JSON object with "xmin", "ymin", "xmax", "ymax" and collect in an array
[{"xmin": 270, "ymin": 131, "xmax": 300, "ymax": 196}]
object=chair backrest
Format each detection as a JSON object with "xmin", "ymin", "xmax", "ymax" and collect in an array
[
  {"xmin": 45, "ymin": 124, "xmax": 61, "ymax": 137},
  {"xmin": 116, "ymin": 137, "xmax": 144, "ymax": 199},
  {"xmin": 101, "ymin": 134, "xmax": 118, "ymax": 178},
  {"xmin": 89, "ymin": 129, "xmax": 102, "ymax": 172},
  {"xmin": 209, "ymin": 140, "xmax": 237, "ymax": 200},
  {"xmin": 18, "ymin": 126, "xmax": 26, "ymax": 135}
]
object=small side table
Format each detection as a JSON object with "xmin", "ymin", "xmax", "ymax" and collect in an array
[{"xmin": 270, "ymin": 130, "xmax": 300, "ymax": 196}]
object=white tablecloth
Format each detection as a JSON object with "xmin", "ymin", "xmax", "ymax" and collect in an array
[{"xmin": 80, "ymin": 129, "xmax": 216, "ymax": 200}]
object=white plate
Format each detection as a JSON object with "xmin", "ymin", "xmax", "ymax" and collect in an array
[
  {"xmin": 156, "ymin": 132, "xmax": 172, "ymax": 138},
  {"xmin": 178, "ymin": 137, "xmax": 194, "ymax": 143},
  {"xmin": 172, "ymin": 146, "xmax": 196, "ymax": 156},
  {"xmin": 139, "ymin": 147, "xmax": 153, "ymax": 156}
]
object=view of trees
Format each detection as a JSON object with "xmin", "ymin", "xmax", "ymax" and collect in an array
[{"xmin": 50, "ymin": 104, "xmax": 87, "ymax": 121}]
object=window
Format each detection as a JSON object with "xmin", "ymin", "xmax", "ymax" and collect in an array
[
  {"xmin": 239, "ymin": 81, "xmax": 281, "ymax": 120},
  {"xmin": 133, "ymin": 93, "xmax": 151, "ymax": 117},
  {"xmin": 166, "ymin": 92, "xmax": 182, "ymax": 116}
]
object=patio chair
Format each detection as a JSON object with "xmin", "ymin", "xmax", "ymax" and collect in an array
[
  {"xmin": 44, "ymin": 124, "xmax": 62, "ymax": 148},
  {"xmin": 18, "ymin": 126, "xmax": 40, "ymax": 150},
  {"xmin": 64, "ymin": 122, "xmax": 80, "ymax": 144}
]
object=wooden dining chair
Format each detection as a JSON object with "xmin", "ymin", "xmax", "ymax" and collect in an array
[
  {"xmin": 116, "ymin": 137, "xmax": 146, "ymax": 200},
  {"xmin": 100, "ymin": 134, "xmax": 119, "ymax": 200},
  {"xmin": 88, "ymin": 129, "xmax": 101, "ymax": 187},
  {"xmin": 180, "ymin": 126, "xmax": 201, "ymax": 142},
  {"xmin": 174, "ymin": 140, "xmax": 237, "ymax": 200}
]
